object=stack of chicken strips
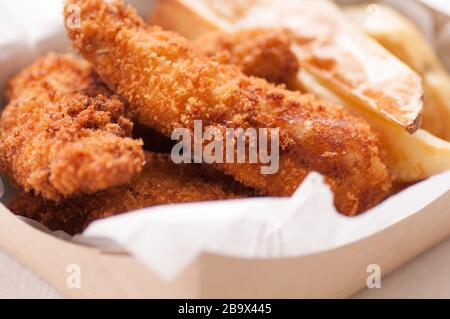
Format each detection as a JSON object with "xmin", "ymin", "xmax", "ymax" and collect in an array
[{"xmin": 1, "ymin": 0, "xmax": 449, "ymax": 235}]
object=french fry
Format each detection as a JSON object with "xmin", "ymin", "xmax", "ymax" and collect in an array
[
  {"xmin": 345, "ymin": 4, "xmax": 450, "ymax": 141},
  {"xmin": 150, "ymin": 0, "xmax": 450, "ymax": 182},
  {"xmin": 150, "ymin": 0, "xmax": 424, "ymax": 133},
  {"xmin": 297, "ymin": 70, "xmax": 450, "ymax": 182}
]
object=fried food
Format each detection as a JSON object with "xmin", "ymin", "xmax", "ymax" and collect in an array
[
  {"xmin": 65, "ymin": 0, "xmax": 392, "ymax": 215},
  {"xmin": 299, "ymin": 70, "xmax": 450, "ymax": 182},
  {"xmin": 150, "ymin": 0, "xmax": 424, "ymax": 133},
  {"xmin": 150, "ymin": 0, "xmax": 450, "ymax": 183},
  {"xmin": 0, "ymin": 53, "xmax": 145, "ymax": 200},
  {"xmin": 10, "ymin": 152, "xmax": 255, "ymax": 234},
  {"xmin": 345, "ymin": 4, "xmax": 450, "ymax": 141},
  {"xmin": 195, "ymin": 28, "xmax": 299, "ymax": 85}
]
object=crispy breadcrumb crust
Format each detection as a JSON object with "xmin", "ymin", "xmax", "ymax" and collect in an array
[
  {"xmin": 10, "ymin": 152, "xmax": 255, "ymax": 234},
  {"xmin": 0, "ymin": 53, "xmax": 145, "ymax": 200},
  {"xmin": 65, "ymin": 0, "xmax": 391, "ymax": 215},
  {"xmin": 195, "ymin": 28, "xmax": 299, "ymax": 85}
]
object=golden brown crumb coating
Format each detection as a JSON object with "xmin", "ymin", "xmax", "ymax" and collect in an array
[
  {"xmin": 10, "ymin": 152, "xmax": 255, "ymax": 234},
  {"xmin": 0, "ymin": 53, "xmax": 145, "ymax": 200},
  {"xmin": 194, "ymin": 28, "xmax": 299, "ymax": 85},
  {"xmin": 65, "ymin": 0, "xmax": 391, "ymax": 215}
]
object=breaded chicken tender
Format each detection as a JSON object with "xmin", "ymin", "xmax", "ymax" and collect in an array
[
  {"xmin": 10, "ymin": 152, "xmax": 254, "ymax": 234},
  {"xmin": 65, "ymin": 0, "xmax": 391, "ymax": 215},
  {"xmin": 194, "ymin": 28, "xmax": 299, "ymax": 85},
  {"xmin": 0, "ymin": 53, "xmax": 145, "ymax": 200}
]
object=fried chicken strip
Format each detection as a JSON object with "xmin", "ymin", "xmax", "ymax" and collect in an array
[
  {"xmin": 65, "ymin": 0, "xmax": 391, "ymax": 215},
  {"xmin": 194, "ymin": 28, "xmax": 299, "ymax": 85},
  {"xmin": 136, "ymin": 29, "xmax": 299, "ymax": 150},
  {"xmin": 0, "ymin": 53, "xmax": 145, "ymax": 200},
  {"xmin": 10, "ymin": 152, "xmax": 254, "ymax": 234}
]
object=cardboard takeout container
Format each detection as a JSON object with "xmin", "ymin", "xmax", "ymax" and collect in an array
[{"xmin": 0, "ymin": 191, "xmax": 449, "ymax": 298}]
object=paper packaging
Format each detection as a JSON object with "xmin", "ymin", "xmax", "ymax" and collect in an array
[{"xmin": 0, "ymin": 0, "xmax": 449, "ymax": 298}]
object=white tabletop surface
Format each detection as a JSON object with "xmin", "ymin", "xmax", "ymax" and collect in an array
[{"xmin": 1, "ymin": 236, "xmax": 450, "ymax": 299}]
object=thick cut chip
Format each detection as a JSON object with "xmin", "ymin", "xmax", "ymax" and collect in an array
[
  {"xmin": 297, "ymin": 70, "xmax": 450, "ymax": 182},
  {"xmin": 345, "ymin": 4, "xmax": 450, "ymax": 141}
]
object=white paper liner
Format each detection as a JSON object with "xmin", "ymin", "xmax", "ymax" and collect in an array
[
  {"xmin": 82, "ymin": 171, "xmax": 450, "ymax": 280},
  {"xmin": 0, "ymin": 0, "xmax": 449, "ymax": 281}
]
